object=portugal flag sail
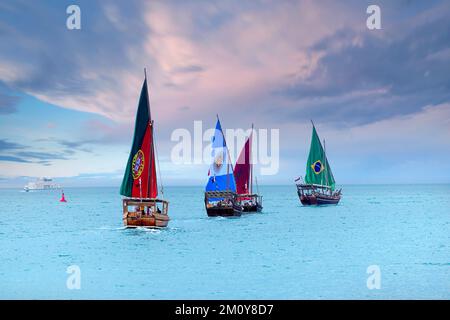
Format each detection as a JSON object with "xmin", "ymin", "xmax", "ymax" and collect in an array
[
  {"xmin": 304, "ymin": 124, "xmax": 335, "ymax": 190},
  {"xmin": 120, "ymin": 78, "xmax": 158, "ymax": 199}
]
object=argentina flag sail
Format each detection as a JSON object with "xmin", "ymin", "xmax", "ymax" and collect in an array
[{"xmin": 205, "ymin": 117, "xmax": 236, "ymax": 192}]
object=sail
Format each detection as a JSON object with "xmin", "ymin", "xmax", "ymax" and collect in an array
[
  {"xmin": 234, "ymin": 131, "xmax": 252, "ymax": 194},
  {"xmin": 205, "ymin": 118, "xmax": 236, "ymax": 192},
  {"xmin": 120, "ymin": 78, "xmax": 158, "ymax": 198},
  {"xmin": 304, "ymin": 125, "xmax": 335, "ymax": 190}
]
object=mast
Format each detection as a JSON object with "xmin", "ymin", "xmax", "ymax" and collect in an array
[
  {"xmin": 217, "ymin": 114, "xmax": 234, "ymax": 191},
  {"xmin": 255, "ymin": 176, "xmax": 260, "ymax": 196},
  {"xmin": 144, "ymin": 68, "xmax": 151, "ymax": 119},
  {"xmin": 217, "ymin": 114, "xmax": 228, "ymax": 191},
  {"xmin": 323, "ymin": 139, "xmax": 328, "ymax": 190},
  {"xmin": 311, "ymin": 120, "xmax": 324, "ymax": 186},
  {"xmin": 154, "ymin": 124, "xmax": 164, "ymax": 199},
  {"xmin": 144, "ymin": 68, "xmax": 155, "ymax": 199},
  {"xmin": 250, "ymin": 123, "xmax": 254, "ymax": 195},
  {"xmin": 310, "ymin": 119, "xmax": 316, "ymax": 186}
]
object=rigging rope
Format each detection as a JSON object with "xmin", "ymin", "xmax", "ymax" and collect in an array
[{"xmin": 153, "ymin": 124, "xmax": 164, "ymax": 198}]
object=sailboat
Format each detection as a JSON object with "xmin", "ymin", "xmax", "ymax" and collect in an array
[
  {"xmin": 204, "ymin": 115, "xmax": 243, "ymax": 217},
  {"xmin": 120, "ymin": 70, "xmax": 169, "ymax": 228},
  {"xmin": 295, "ymin": 121, "xmax": 342, "ymax": 205},
  {"xmin": 234, "ymin": 124, "xmax": 263, "ymax": 212}
]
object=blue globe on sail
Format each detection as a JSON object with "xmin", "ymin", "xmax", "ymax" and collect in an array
[
  {"xmin": 314, "ymin": 162, "xmax": 321, "ymax": 172},
  {"xmin": 311, "ymin": 160, "xmax": 323, "ymax": 174}
]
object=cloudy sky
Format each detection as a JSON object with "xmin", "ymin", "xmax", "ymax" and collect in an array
[{"xmin": 0, "ymin": 0, "xmax": 449, "ymax": 187}]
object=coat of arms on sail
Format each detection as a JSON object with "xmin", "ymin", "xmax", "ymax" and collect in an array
[
  {"xmin": 132, "ymin": 149, "xmax": 145, "ymax": 180},
  {"xmin": 214, "ymin": 149, "xmax": 224, "ymax": 173}
]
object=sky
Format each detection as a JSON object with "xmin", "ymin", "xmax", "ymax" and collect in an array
[{"xmin": 0, "ymin": 0, "xmax": 449, "ymax": 187}]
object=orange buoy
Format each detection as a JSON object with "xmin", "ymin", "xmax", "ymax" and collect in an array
[{"xmin": 60, "ymin": 191, "xmax": 67, "ymax": 202}]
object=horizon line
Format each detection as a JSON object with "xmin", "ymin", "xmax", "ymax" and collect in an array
[{"xmin": 1, "ymin": 182, "xmax": 449, "ymax": 189}]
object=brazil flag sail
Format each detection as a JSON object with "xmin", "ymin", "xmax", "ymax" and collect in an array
[
  {"xmin": 120, "ymin": 78, "xmax": 158, "ymax": 199},
  {"xmin": 304, "ymin": 125, "xmax": 335, "ymax": 190}
]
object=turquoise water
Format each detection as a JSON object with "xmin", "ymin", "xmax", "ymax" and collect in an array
[{"xmin": 0, "ymin": 185, "xmax": 449, "ymax": 299}]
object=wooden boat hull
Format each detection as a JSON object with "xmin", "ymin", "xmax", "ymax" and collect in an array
[
  {"xmin": 237, "ymin": 194, "xmax": 263, "ymax": 213},
  {"xmin": 242, "ymin": 203, "xmax": 263, "ymax": 212},
  {"xmin": 206, "ymin": 206, "xmax": 242, "ymax": 217},
  {"xmin": 300, "ymin": 194, "xmax": 340, "ymax": 206},
  {"xmin": 124, "ymin": 212, "xmax": 169, "ymax": 228},
  {"xmin": 204, "ymin": 191, "xmax": 243, "ymax": 217},
  {"xmin": 123, "ymin": 198, "xmax": 170, "ymax": 228}
]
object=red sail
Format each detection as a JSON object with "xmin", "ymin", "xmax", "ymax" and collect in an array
[
  {"xmin": 234, "ymin": 132, "xmax": 252, "ymax": 195},
  {"xmin": 130, "ymin": 122, "xmax": 158, "ymax": 199},
  {"xmin": 147, "ymin": 123, "xmax": 158, "ymax": 199}
]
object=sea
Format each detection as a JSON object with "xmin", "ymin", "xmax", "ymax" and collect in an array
[{"xmin": 0, "ymin": 184, "xmax": 449, "ymax": 299}]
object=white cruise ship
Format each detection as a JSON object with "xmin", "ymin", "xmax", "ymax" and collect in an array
[{"xmin": 24, "ymin": 177, "xmax": 60, "ymax": 191}]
